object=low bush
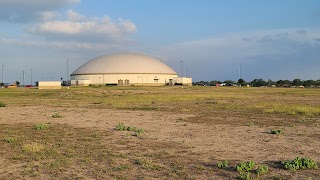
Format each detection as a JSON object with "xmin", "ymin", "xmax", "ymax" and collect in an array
[
  {"xmin": 246, "ymin": 122, "xmax": 254, "ymax": 127},
  {"xmin": 35, "ymin": 123, "xmax": 49, "ymax": 130},
  {"xmin": 4, "ymin": 137, "xmax": 16, "ymax": 143},
  {"xmin": 0, "ymin": 102, "xmax": 6, "ymax": 107},
  {"xmin": 256, "ymin": 164, "xmax": 269, "ymax": 175},
  {"xmin": 281, "ymin": 157, "xmax": 318, "ymax": 170},
  {"xmin": 270, "ymin": 129, "xmax": 283, "ymax": 134},
  {"xmin": 217, "ymin": 160, "xmax": 229, "ymax": 169},
  {"xmin": 116, "ymin": 123, "xmax": 144, "ymax": 136},
  {"xmin": 52, "ymin": 113, "xmax": 62, "ymax": 118},
  {"xmin": 236, "ymin": 161, "xmax": 255, "ymax": 173}
]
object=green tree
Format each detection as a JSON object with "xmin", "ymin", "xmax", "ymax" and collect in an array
[
  {"xmin": 15, "ymin": 81, "xmax": 20, "ymax": 87},
  {"xmin": 0, "ymin": 82, "xmax": 4, "ymax": 86},
  {"xmin": 210, "ymin": 80, "xmax": 222, "ymax": 86},
  {"xmin": 303, "ymin": 80, "xmax": 315, "ymax": 87},
  {"xmin": 237, "ymin": 78, "xmax": 246, "ymax": 86},
  {"xmin": 292, "ymin": 79, "xmax": 303, "ymax": 86},
  {"xmin": 250, "ymin": 79, "xmax": 267, "ymax": 87}
]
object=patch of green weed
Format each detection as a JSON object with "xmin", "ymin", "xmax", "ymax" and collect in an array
[
  {"xmin": 217, "ymin": 160, "xmax": 229, "ymax": 169},
  {"xmin": 281, "ymin": 157, "xmax": 318, "ymax": 170},
  {"xmin": 35, "ymin": 123, "xmax": 49, "ymax": 130}
]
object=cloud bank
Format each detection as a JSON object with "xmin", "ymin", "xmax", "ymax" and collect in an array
[
  {"xmin": 0, "ymin": 0, "xmax": 79, "ymax": 22},
  {"xmin": 159, "ymin": 28, "xmax": 320, "ymax": 81},
  {"xmin": 1, "ymin": 9, "xmax": 137, "ymax": 51}
]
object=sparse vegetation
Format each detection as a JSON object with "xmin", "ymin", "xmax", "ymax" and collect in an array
[
  {"xmin": 3, "ymin": 137, "xmax": 16, "ymax": 143},
  {"xmin": 236, "ymin": 161, "xmax": 255, "ymax": 173},
  {"xmin": 270, "ymin": 129, "xmax": 283, "ymax": 134},
  {"xmin": 256, "ymin": 164, "xmax": 269, "ymax": 175},
  {"xmin": 0, "ymin": 86, "xmax": 319, "ymax": 179},
  {"xmin": 35, "ymin": 123, "xmax": 49, "ymax": 130},
  {"xmin": 281, "ymin": 157, "xmax": 318, "ymax": 170},
  {"xmin": 246, "ymin": 122, "xmax": 254, "ymax": 127},
  {"xmin": 115, "ymin": 123, "xmax": 144, "ymax": 136},
  {"xmin": 22, "ymin": 143, "xmax": 45, "ymax": 153},
  {"xmin": 52, "ymin": 113, "xmax": 62, "ymax": 118},
  {"xmin": 0, "ymin": 102, "xmax": 6, "ymax": 107},
  {"xmin": 217, "ymin": 160, "xmax": 229, "ymax": 169}
]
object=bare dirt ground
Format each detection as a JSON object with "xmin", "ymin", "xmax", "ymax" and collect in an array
[{"xmin": 1, "ymin": 105, "xmax": 319, "ymax": 179}]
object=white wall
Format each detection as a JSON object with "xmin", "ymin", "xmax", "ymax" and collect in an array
[
  {"xmin": 71, "ymin": 73, "xmax": 178, "ymax": 86},
  {"xmin": 173, "ymin": 77, "xmax": 193, "ymax": 86},
  {"xmin": 38, "ymin": 81, "xmax": 61, "ymax": 89}
]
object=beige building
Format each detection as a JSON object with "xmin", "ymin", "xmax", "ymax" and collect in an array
[
  {"xmin": 71, "ymin": 52, "xmax": 186, "ymax": 86},
  {"xmin": 38, "ymin": 81, "xmax": 61, "ymax": 89}
]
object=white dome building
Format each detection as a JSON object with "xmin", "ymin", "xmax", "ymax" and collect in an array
[{"xmin": 70, "ymin": 52, "xmax": 181, "ymax": 86}]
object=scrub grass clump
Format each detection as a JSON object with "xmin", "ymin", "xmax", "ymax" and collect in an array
[{"xmin": 281, "ymin": 157, "xmax": 318, "ymax": 170}]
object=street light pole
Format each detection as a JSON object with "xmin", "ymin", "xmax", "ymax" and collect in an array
[
  {"xmin": 181, "ymin": 61, "xmax": 184, "ymax": 77},
  {"xmin": 67, "ymin": 60, "xmax": 69, "ymax": 81}
]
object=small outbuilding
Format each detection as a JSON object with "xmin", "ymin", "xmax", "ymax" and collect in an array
[{"xmin": 38, "ymin": 81, "xmax": 61, "ymax": 89}]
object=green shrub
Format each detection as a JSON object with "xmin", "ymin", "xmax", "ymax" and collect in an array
[
  {"xmin": 246, "ymin": 122, "xmax": 254, "ymax": 127},
  {"xmin": 256, "ymin": 164, "xmax": 269, "ymax": 175},
  {"xmin": 236, "ymin": 161, "xmax": 255, "ymax": 173},
  {"xmin": 281, "ymin": 157, "xmax": 318, "ymax": 170},
  {"xmin": 35, "ymin": 123, "xmax": 49, "ymax": 130},
  {"xmin": 116, "ymin": 123, "xmax": 127, "ymax": 131},
  {"xmin": 116, "ymin": 123, "xmax": 144, "ymax": 136},
  {"xmin": 270, "ymin": 129, "xmax": 283, "ymax": 134},
  {"xmin": 239, "ymin": 172, "xmax": 254, "ymax": 180},
  {"xmin": 132, "ymin": 129, "xmax": 144, "ymax": 137},
  {"xmin": 4, "ymin": 137, "xmax": 16, "ymax": 143},
  {"xmin": 0, "ymin": 102, "xmax": 6, "ymax": 107},
  {"xmin": 52, "ymin": 113, "xmax": 62, "ymax": 118},
  {"xmin": 217, "ymin": 160, "xmax": 229, "ymax": 169}
]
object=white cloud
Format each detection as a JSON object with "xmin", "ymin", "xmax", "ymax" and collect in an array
[
  {"xmin": 159, "ymin": 28, "xmax": 320, "ymax": 81},
  {"xmin": 66, "ymin": 9, "xmax": 85, "ymax": 21},
  {"xmin": 24, "ymin": 10, "xmax": 137, "ymax": 48},
  {"xmin": 0, "ymin": 0, "xmax": 80, "ymax": 22},
  {"xmin": 1, "ymin": 10, "xmax": 137, "ymax": 52}
]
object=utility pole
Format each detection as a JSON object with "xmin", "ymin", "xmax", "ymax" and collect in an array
[
  {"xmin": 23, "ymin": 70, "xmax": 25, "ymax": 87},
  {"xmin": 1, "ymin": 65, "xmax": 3, "ymax": 84},
  {"xmin": 30, "ymin": 69, "xmax": 32, "ymax": 86},
  {"xmin": 239, "ymin": 64, "xmax": 242, "ymax": 79}
]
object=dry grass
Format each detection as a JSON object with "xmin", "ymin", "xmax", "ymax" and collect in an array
[{"xmin": 0, "ymin": 86, "xmax": 319, "ymax": 179}]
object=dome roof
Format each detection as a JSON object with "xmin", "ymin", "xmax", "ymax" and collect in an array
[{"xmin": 71, "ymin": 52, "xmax": 177, "ymax": 75}]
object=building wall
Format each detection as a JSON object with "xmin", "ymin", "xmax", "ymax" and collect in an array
[
  {"xmin": 38, "ymin": 81, "xmax": 61, "ymax": 89},
  {"xmin": 70, "ymin": 73, "xmax": 178, "ymax": 86},
  {"xmin": 173, "ymin": 77, "xmax": 193, "ymax": 86}
]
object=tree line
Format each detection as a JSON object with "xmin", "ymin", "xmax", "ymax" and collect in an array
[{"xmin": 193, "ymin": 78, "xmax": 320, "ymax": 87}]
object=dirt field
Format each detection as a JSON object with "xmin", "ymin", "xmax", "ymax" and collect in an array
[{"xmin": 0, "ymin": 86, "xmax": 319, "ymax": 179}]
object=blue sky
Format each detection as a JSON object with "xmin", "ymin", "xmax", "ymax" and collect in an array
[{"xmin": 0, "ymin": 0, "xmax": 320, "ymax": 84}]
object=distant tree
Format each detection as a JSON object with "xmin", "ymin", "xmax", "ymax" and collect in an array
[
  {"xmin": 194, "ymin": 81, "xmax": 210, "ymax": 86},
  {"xmin": 250, "ymin": 79, "xmax": 267, "ymax": 87},
  {"xmin": 292, "ymin": 79, "xmax": 303, "ymax": 86},
  {"xmin": 237, "ymin": 78, "xmax": 246, "ymax": 86},
  {"xmin": 278, "ymin": 80, "xmax": 292, "ymax": 87},
  {"xmin": 223, "ymin": 80, "xmax": 235, "ymax": 84},
  {"xmin": 35, "ymin": 81, "xmax": 39, "ymax": 86},
  {"xmin": 0, "ymin": 82, "xmax": 3, "ymax": 86},
  {"xmin": 303, "ymin": 80, "xmax": 315, "ymax": 87},
  {"xmin": 267, "ymin": 79, "xmax": 275, "ymax": 87},
  {"xmin": 15, "ymin": 81, "xmax": 20, "ymax": 87},
  {"xmin": 209, "ymin": 80, "xmax": 222, "ymax": 86}
]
